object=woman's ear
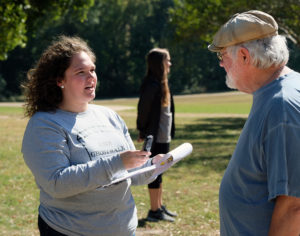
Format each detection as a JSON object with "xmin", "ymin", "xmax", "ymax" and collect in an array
[{"xmin": 57, "ymin": 78, "xmax": 64, "ymax": 88}]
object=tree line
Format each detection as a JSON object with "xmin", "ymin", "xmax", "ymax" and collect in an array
[{"xmin": 1, "ymin": 0, "xmax": 300, "ymax": 101}]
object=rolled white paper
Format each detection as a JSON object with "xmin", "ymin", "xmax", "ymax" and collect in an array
[{"xmin": 152, "ymin": 143, "xmax": 193, "ymax": 177}]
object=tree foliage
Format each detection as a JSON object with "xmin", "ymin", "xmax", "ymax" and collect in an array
[
  {"xmin": 0, "ymin": 0, "xmax": 28, "ymax": 61},
  {"xmin": 0, "ymin": 0, "xmax": 94, "ymax": 60},
  {"xmin": 169, "ymin": 0, "xmax": 300, "ymax": 46},
  {"xmin": 1, "ymin": 0, "xmax": 300, "ymax": 101}
]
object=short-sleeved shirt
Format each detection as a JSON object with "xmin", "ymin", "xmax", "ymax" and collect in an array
[{"xmin": 219, "ymin": 71, "xmax": 300, "ymax": 236}]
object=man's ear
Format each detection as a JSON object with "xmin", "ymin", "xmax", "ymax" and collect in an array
[{"xmin": 238, "ymin": 47, "xmax": 250, "ymax": 64}]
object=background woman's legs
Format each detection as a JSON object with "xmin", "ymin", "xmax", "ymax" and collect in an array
[{"xmin": 146, "ymin": 143, "xmax": 177, "ymax": 222}]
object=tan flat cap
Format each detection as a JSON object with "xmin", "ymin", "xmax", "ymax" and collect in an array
[{"xmin": 208, "ymin": 10, "xmax": 278, "ymax": 52}]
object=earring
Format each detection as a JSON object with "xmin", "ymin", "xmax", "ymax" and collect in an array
[{"xmin": 61, "ymin": 85, "xmax": 64, "ymax": 89}]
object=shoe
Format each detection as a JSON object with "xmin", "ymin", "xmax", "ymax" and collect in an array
[
  {"xmin": 146, "ymin": 208, "xmax": 175, "ymax": 222},
  {"xmin": 161, "ymin": 205, "xmax": 178, "ymax": 217}
]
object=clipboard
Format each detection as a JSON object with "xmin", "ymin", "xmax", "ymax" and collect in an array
[{"xmin": 106, "ymin": 143, "xmax": 193, "ymax": 186}]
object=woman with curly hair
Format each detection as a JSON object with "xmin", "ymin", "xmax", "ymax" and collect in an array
[{"xmin": 22, "ymin": 35, "xmax": 163, "ymax": 236}]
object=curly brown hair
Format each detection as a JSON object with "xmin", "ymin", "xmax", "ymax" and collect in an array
[{"xmin": 22, "ymin": 35, "xmax": 96, "ymax": 117}]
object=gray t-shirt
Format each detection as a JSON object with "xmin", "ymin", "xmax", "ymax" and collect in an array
[
  {"xmin": 22, "ymin": 104, "xmax": 153, "ymax": 236},
  {"xmin": 219, "ymin": 71, "xmax": 300, "ymax": 235}
]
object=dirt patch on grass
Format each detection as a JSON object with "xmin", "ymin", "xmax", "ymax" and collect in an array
[
  {"xmin": 136, "ymin": 229, "xmax": 166, "ymax": 235},
  {"xmin": 0, "ymin": 102, "xmax": 133, "ymax": 111},
  {"xmin": 0, "ymin": 115, "xmax": 10, "ymax": 119},
  {"xmin": 0, "ymin": 102, "xmax": 23, "ymax": 107},
  {"xmin": 176, "ymin": 113, "xmax": 248, "ymax": 118}
]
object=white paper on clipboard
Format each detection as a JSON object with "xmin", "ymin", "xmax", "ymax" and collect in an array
[{"xmin": 105, "ymin": 143, "xmax": 193, "ymax": 186}]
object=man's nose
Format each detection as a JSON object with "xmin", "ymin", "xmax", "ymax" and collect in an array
[{"xmin": 219, "ymin": 60, "xmax": 225, "ymax": 68}]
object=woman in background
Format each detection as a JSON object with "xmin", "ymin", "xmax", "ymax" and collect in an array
[
  {"xmin": 22, "ymin": 35, "xmax": 162, "ymax": 236},
  {"xmin": 137, "ymin": 48, "xmax": 177, "ymax": 222}
]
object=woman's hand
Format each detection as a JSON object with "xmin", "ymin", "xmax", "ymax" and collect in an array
[
  {"xmin": 120, "ymin": 150, "xmax": 151, "ymax": 170},
  {"xmin": 151, "ymin": 154, "xmax": 165, "ymax": 164}
]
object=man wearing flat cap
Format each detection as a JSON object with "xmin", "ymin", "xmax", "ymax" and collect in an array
[{"xmin": 209, "ymin": 10, "xmax": 300, "ymax": 235}]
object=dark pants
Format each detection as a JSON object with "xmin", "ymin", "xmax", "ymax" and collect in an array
[
  {"xmin": 38, "ymin": 215, "xmax": 67, "ymax": 236},
  {"xmin": 38, "ymin": 215, "xmax": 136, "ymax": 236},
  {"xmin": 148, "ymin": 142, "xmax": 170, "ymax": 189}
]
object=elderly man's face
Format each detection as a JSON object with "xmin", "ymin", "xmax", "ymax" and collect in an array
[
  {"xmin": 219, "ymin": 49, "xmax": 238, "ymax": 89},
  {"xmin": 219, "ymin": 47, "xmax": 252, "ymax": 92}
]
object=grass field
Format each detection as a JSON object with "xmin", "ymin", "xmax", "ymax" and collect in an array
[{"xmin": 0, "ymin": 91, "xmax": 252, "ymax": 236}]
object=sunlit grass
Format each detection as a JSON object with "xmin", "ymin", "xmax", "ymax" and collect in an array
[
  {"xmin": 94, "ymin": 91, "xmax": 252, "ymax": 114},
  {"xmin": 0, "ymin": 115, "xmax": 39, "ymax": 235}
]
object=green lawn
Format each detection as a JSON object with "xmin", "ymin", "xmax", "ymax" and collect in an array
[{"xmin": 0, "ymin": 91, "xmax": 252, "ymax": 235}]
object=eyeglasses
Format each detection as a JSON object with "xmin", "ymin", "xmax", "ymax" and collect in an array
[{"xmin": 217, "ymin": 51, "xmax": 227, "ymax": 61}]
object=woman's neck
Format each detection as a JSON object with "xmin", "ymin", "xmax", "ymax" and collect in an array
[{"xmin": 59, "ymin": 101, "xmax": 88, "ymax": 113}]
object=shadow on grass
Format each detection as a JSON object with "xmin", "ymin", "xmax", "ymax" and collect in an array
[
  {"xmin": 176, "ymin": 117, "xmax": 246, "ymax": 173},
  {"xmin": 130, "ymin": 117, "xmax": 247, "ymax": 174},
  {"xmin": 176, "ymin": 117, "xmax": 246, "ymax": 140}
]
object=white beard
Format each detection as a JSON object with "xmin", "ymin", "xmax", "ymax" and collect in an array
[{"xmin": 225, "ymin": 74, "xmax": 237, "ymax": 89}]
